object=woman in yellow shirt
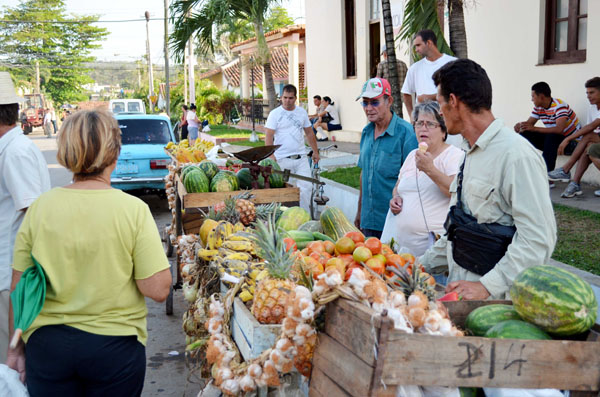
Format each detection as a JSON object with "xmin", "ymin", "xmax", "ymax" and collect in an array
[{"xmin": 7, "ymin": 110, "xmax": 172, "ymax": 396}]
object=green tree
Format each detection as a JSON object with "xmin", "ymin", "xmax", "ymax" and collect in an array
[
  {"xmin": 170, "ymin": 0, "xmax": 281, "ymax": 111},
  {"xmin": 0, "ymin": 0, "xmax": 108, "ymax": 104}
]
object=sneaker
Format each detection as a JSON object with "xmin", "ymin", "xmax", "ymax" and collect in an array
[
  {"xmin": 549, "ymin": 182, "xmax": 555, "ymax": 189},
  {"xmin": 594, "ymin": 190, "xmax": 600, "ymax": 197},
  {"xmin": 548, "ymin": 167, "xmax": 571, "ymax": 182},
  {"xmin": 561, "ymin": 181, "xmax": 582, "ymax": 198}
]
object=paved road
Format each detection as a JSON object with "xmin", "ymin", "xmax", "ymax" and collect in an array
[{"xmin": 27, "ymin": 128, "xmax": 198, "ymax": 396}]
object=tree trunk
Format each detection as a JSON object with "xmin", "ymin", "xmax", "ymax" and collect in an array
[
  {"xmin": 381, "ymin": 0, "xmax": 403, "ymax": 118},
  {"xmin": 448, "ymin": 0, "xmax": 468, "ymax": 58},
  {"xmin": 254, "ymin": 20, "xmax": 277, "ymax": 111}
]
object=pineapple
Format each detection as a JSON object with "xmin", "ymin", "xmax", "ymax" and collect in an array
[
  {"xmin": 250, "ymin": 211, "xmax": 296, "ymax": 324},
  {"xmin": 235, "ymin": 199, "xmax": 256, "ymax": 226},
  {"xmin": 387, "ymin": 264, "xmax": 436, "ymax": 301}
]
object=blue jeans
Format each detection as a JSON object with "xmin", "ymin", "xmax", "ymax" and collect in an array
[
  {"xmin": 188, "ymin": 126, "xmax": 199, "ymax": 141},
  {"xmin": 361, "ymin": 228, "xmax": 382, "ymax": 239}
]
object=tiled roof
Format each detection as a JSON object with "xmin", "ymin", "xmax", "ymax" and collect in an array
[
  {"xmin": 198, "ymin": 67, "xmax": 222, "ymax": 80},
  {"xmin": 221, "ymin": 46, "xmax": 289, "ymax": 87},
  {"xmin": 230, "ymin": 24, "xmax": 305, "ymax": 50}
]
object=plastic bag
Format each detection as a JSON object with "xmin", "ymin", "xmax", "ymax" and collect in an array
[
  {"xmin": 422, "ymin": 386, "xmax": 461, "ymax": 397},
  {"xmin": 484, "ymin": 388, "xmax": 564, "ymax": 397},
  {"xmin": 396, "ymin": 385, "xmax": 423, "ymax": 397},
  {"xmin": 0, "ymin": 364, "xmax": 28, "ymax": 397}
]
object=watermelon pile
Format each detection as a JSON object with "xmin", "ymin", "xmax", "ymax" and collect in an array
[
  {"xmin": 210, "ymin": 170, "xmax": 239, "ymax": 192},
  {"xmin": 183, "ymin": 168, "xmax": 210, "ymax": 193}
]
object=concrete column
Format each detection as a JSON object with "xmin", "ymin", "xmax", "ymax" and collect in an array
[
  {"xmin": 287, "ymin": 42, "xmax": 299, "ymax": 91},
  {"xmin": 240, "ymin": 55, "xmax": 250, "ymax": 99}
]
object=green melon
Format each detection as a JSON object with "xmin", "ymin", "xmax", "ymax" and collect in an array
[
  {"xmin": 465, "ymin": 304, "xmax": 522, "ymax": 336},
  {"xmin": 181, "ymin": 165, "xmax": 200, "ymax": 183},
  {"xmin": 236, "ymin": 168, "xmax": 264, "ymax": 190},
  {"xmin": 485, "ymin": 320, "xmax": 551, "ymax": 340},
  {"xmin": 184, "ymin": 169, "xmax": 210, "ymax": 193},
  {"xmin": 298, "ymin": 220, "xmax": 323, "ymax": 233},
  {"xmin": 210, "ymin": 170, "xmax": 239, "ymax": 192},
  {"xmin": 198, "ymin": 160, "xmax": 219, "ymax": 180},
  {"xmin": 259, "ymin": 158, "xmax": 285, "ymax": 188},
  {"xmin": 276, "ymin": 206, "xmax": 311, "ymax": 231},
  {"xmin": 510, "ymin": 265, "xmax": 598, "ymax": 336}
]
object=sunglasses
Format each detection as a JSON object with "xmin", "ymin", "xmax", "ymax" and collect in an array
[{"xmin": 361, "ymin": 99, "xmax": 382, "ymax": 108}]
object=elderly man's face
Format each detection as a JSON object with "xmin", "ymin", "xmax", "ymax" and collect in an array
[{"xmin": 362, "ymin": 96, "xmax": 391, "ymax": 124}]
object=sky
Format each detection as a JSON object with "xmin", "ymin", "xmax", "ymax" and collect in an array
[{"xmin": 2, "ymin": 0, "xmax": 306, "ymax": 63}]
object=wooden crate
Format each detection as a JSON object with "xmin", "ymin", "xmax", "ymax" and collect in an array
[
  {"xmin": 230, "ymin": 297, "xmax": 281, "ymax": 361},
  {"xmin": 310, "ymin": 299, "xmax": 600, "ymax": 397},
  {"xmin": 175, "ymin": 173, "xmax": 300, "ymax": 209}
]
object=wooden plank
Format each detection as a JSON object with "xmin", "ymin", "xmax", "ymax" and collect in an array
[
  {"xmin": 333, "ymin": 299, "xmax": 382, "ymax": 328},
  {"xmin": 183, "ymin": 186, "xmax": 300, "ymax": 209},
  {"xmin": 309, "ymin": 367, "xmax": 351, "ymax": 397},
  {"xmin": 312, "ymin": 333, "xmax": 373, "ymax": 397},
  {"xmin": 378, "ymin": 331, "xmax": 600, "ymax": 391},
  {"xmin": 324, "ymin": 299, "xmax": 379, "ymax": 366}
]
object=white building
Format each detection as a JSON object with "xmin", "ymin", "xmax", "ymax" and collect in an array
[{"xmin": 305, "ymin": 0, "xmax": 597, "ymax": 143}]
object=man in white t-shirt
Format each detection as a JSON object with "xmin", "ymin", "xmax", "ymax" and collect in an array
[
  {"xmin": 401, "ymin": 29, "xmax": 456, "ymax": 121},
  {"xmin": 0, "ymin": 72, "xmax": 51, "ymax": 363},
  {"xmin": 265, "ymin": 84, "xmax": 320, "ymax": 212},
  {"xmin": 548, "ymin": 77, "xmax": 600, "ymax": 198}
]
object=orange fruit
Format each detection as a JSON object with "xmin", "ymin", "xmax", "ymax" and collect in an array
[
  {"xmin": 355, "ymin": 242, "xmax": 365, "ymax": 248},
  {"xmin": 301, "ymin": 248, "xmax": 310, "ymax": 256},
  {"xmin": 326, "ymin": 257, "xmax": 346, "ymax": 275},
  {"xmin": 337, "ymin": 254, "xmax": 354, "ymax": 265},
  {"xmin": 364, "ymin": 237, "xmax": 382, "ymax": 255},
  {"xmin": 387, "ymin": 254, "xmax": 407, "ymax": 269},
  {"xmin": 323, "ymin": 240, "xmax": 336, "ymax": 255},
  {"xmin": 399, "ymin": 252, "xmax": 416, "ymax": 264},
  {"xmin": 302, "ymin": 256, "xmax": 320, "ymax": 276},
  {"xmin": 352, "ymin": 246, "xmax": 372, "ymax": 263},
  {"xmin": 381, "ymin": 244, "xmax": 394, "ymax": 256},
  {"xmin": 335, "ymin": 237, "xmax": 355, "ymax": 254},
  {"xmin": 307, "ymin": 241, "xmax": 325, "ymax": 254},
  {"xmin": 374, "ymin": 254, "xmax": 387, "ymax": 264},
  {"xmin": 365, "ymin": 257, "xmax": 385, "ymax": 275},
  {"xmin": 344, "ymin": 231, "xmax": 365, "ymax": 244},
  {"xmin": 283, "ymin": 237, "xmax": 297, "ymax": 252},
  {"xmin": 311, "ymin": 262, "xmax": 324, "ymax": 279}
]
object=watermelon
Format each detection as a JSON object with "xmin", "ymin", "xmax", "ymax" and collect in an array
[
  {"xmin": 484, "ymin": 320, "xmax": 551, "ymax": 340},
  {"xmin": 259, "ymin": 158, "xmax": 285, "ymax": 188},
  {"xmin": 184, "ymin": 169, "xmax": 210, "ymax": 193},
  {"xmin": 277, "ymin": 206, "xmax": 311, "ymax": 231},
  {"xmin": 198, "ymin": 160, "xmax": 219, "ymax": 180},
  {"xmin": 181, "ymin": 165, "xmax": 200, "ymax": 183},
  {"xmin": 510, "ymin": 265, "xmax": 598, "ymax": 336},
  {"xmin": 237, "ymin": 168, "xmax": 264, "ymax": 190},
  {"xmin": 465, "ymin": 304, "xmax": 522, "ymax": 336},
  {"xmin": 210, "ymin": 170, "xmax": 239, "ymax": 192}
]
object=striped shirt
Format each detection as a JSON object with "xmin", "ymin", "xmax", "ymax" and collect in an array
[{"xmin": 531, "ymin": 98, "xmax": 580, "ymax": 136}]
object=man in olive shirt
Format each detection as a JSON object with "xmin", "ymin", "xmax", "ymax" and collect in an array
[{"xmin": 420, "ymin": 59, "xmax": 556, "ymax": 300}]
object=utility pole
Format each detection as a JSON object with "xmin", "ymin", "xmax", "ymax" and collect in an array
[
  {"xmin": 145, "ymin": 11, "xmax": 155, "ymax": 113},
  {"xmin": 183, "ymin": 44, "xmax": 188, "ymax": 104},
  {"xmin": 164, "ymin": 0, "xmax": 170, "ymax": 116},
  {"xmin": 187, "ymin": 10, "xmax": 195, "ymax": 105},
  {"xmin": 35, "ymin": 60, "xmax": 40, "ymax": 94}
]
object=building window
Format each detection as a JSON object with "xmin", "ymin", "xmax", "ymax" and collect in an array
[
  {"xmin": 343, "ymin": 0, "xmax": 356, "ymax": 78},
  {"xmin": 545, "ymin": 0, "xmax": 587, "ymax": 64},
  {"xmin": 370, "ymin": 0, "xmax": 380, "ymax": 20}
]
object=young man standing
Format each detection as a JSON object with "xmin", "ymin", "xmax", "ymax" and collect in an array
[
  {"xmin": 265, "ymin": 84, "xmax": 319, "ymax": 212},
  {"xmin": 0, "ymin": 72, "xmax": 50, "ymax": 363},
  {"xmin": 355, "ymin": 77, "xmax": 418, "ymax": 238},
  {"xmin": 514, "ymin": 82, "xmax": 580, "ymax": 174},
  {"xmin": 547, "ymin": 77, "xmax": 600, "ymax": 198},
  {"xmin": 401, "ymin": 29, "xmax": 456, "ymax": 121},
  {"xmin": 420, "ymin": 60, "xmax": 556, "ymax": 300}
]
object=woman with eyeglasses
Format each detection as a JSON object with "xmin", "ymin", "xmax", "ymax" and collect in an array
[{"xmin": 381, "ymin": 101, "xmax": 464, "ymax": 264}]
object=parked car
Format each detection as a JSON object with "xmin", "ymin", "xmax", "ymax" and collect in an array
[
  {"xmin": 109, "ymin": 98, "xmax": 146, "ymax": 114},
  {"xmin": 110, "ymin": 114, "xmax": 174, "ymax": 193}
]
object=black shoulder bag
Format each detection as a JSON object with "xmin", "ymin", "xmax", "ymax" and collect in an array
[{"xmin": 443, "ymin": 159, "xmax": 516, "ymax": 276}]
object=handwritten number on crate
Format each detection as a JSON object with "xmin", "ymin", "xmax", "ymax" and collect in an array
[{"xmin": 455, "ymin": 341, "xmax": 528, "ymax": 379}]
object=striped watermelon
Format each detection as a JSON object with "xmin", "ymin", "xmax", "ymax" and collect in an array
[
  {"xmin": 210, "ymin": 170, "xmax": 239, "ymax": 192},
  {"xmin": 485, "ymin": 320, "xmax": 551, "ymax": 340},
  {"xmin": 181, "ymin": 165, "xmax": 200, "ymax": 183},
  {"xmin": 276, "ymin": 206, "xmax": 311, "ymax": 231},
  {"xmin": 510, "ymin": 265, "xmax": 598, "ymax": 336},
  {"xmin": 184, "ymin": 169, "xmax": 210, "ymax": 193},
  {"xmin": 259, "ymin": 158, "xmax": 285, "ymax": 188},
  {"xmin": 465, "ymin": 304, "xmax": 522, "ymax": 336},
  {"xmin": 237, "ymin": 168, "xmax": 264, "ymax": 189},
  {"xmin": 198, "ymin": 160, "xmax": 219, "ymax": 180}
]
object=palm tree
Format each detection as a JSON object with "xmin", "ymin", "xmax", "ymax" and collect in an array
[
  {"xmin": 381, "ymin": 0, "xmax": 403, "ymax": 117},
  {"xmin": 170, "ymin": 0, "xmax": 279, "ymax": 111},
  {"xmin": 399, "ymin": 0, "xmax": 468, "ymax": 59}
]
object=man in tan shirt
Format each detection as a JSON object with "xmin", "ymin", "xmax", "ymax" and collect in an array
[
  {"xmin": 376, "ymin": 45, "xmax": 408, "ymax": 118},
  {"xmin": 420, "ymin": 59, "xmax": 556, "ymax": 300}
]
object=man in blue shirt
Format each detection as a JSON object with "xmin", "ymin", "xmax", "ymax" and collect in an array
[{"xmin": 355, "ymin": 78, "xmax": 418, "ymax": 238}]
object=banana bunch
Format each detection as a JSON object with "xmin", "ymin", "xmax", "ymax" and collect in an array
[
  {"xmin": 239, "ymin": 267, "xmax": 269, "ymax": 302},
  {"xmin": 201, "ymin": 221, "xmax": 246, "ymax": 251}
]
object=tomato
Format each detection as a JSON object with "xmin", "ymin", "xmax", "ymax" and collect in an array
[
  {"xmin": 323, "ymin": 240, "xmax": 336, "ymax": 255},
  {"xmin": 344, "ymin": 231, "xmax": 365, "ymax": 244},
  {"xmin": 307, "ymin": 241, "xmax": 325, "ymax": 254},
  {"xmin": 365, "ymin": 257, "xmax": 385, "ymax": 275},
  {"xmin": 364, "ymin": 237, "xmax": 382, "ymax": 255},
  {"xmin": 283, "ymin": 237, "xmax": 297, "ymax": 252},
  {"xmin": 335, "ymin": 237, "xmax": 355, "ymax": 254}
]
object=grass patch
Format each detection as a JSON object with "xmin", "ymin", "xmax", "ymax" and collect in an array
[
  {"xmin": 207, "ymin": 125, "xmax": 265, "ymax": 139},
  {"xmin": 230, "ymin": 139, "xmax": 265, "ymax": 147},
  {"xmin": 552, "ymin": 204, "xmax": 600, "ymax": 276},
  {"xmin": 321, "ymin": 166, "xmax": 361, "ymax": 189}
]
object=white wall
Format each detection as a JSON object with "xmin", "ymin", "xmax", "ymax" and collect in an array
[{"xmin": 464, "ymin": 0, "xmax": 599, "ymax": 127}]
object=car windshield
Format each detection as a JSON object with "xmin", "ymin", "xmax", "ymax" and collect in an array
[
  {"xmin": 127, "ymin": 102, "xmax": 141, "ymax": 112},
  {"xmin": 118, "ymin": 119, "xmax": 171, "ymax": 145}
]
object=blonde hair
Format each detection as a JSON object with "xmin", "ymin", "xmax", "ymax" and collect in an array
[{"xmin": 57, "ymin": 109, "xmax": 121, "ymax": 177}]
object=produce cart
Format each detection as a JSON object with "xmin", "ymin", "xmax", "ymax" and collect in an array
[
  {"xmin": 310, "ymin": 298, "xmax": 600, "ymax": 397},
  {"xmin": 164, "ymin": 160, "xmax": 300, "ymax": 315}
]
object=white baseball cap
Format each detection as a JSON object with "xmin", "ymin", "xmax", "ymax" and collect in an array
[
  {"xmin": 0, "ymin": 72, "xmax": 24, "ymax": 105},
  {"xmin": 356, "ymin": 78, "xmax": 392, "ymax": 101}
]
